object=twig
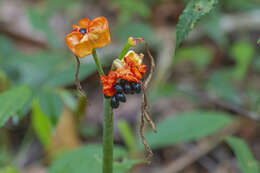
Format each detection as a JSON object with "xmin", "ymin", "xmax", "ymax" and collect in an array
[
  {"xmin": 161, "ymin": 120, "xmax": 240, "ymax": 173},
  {"xmin": 74, "ymin": 56, "xmax": 87, "ymax": 98}
]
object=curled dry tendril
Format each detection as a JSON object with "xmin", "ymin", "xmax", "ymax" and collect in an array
[
  {"xmin": 74, "ymin": 56, "xmax": 87, "ymax": 98},
  {"xmin": 139, "ymin": 42, "xmax": 157, "ymax": 161}
]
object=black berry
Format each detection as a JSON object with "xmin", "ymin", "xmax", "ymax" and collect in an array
[
  {"xmin": 129, "ymin": 83, "xmax": 135, "ymax": 94},
  {"xmin": 111, "ymin": 95, "xmax": 119, "ymax": 109},
  {"xmin": 123, "ymin": 83, "xmax": 132, "ymax": 94},
  {"xmin": 114, "ymin": 83, "xmax": 123, "ymax": 93},
  {"xmin": 116, "ymin": 93, "xmax": 126, "ymax": 102},
  {"xmin": 79, "ymin": 28, "xmax": 87, "ymax": 35},
  {"xmin": 131, "ymin": 82, "xmax": 141, "ymax": 93},
  {"xmin": 120, "ymin": 79, "xmax": 127, "ymax": 86}
]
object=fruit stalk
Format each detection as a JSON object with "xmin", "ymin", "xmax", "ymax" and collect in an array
[{"xmin": 92, "ymin": 49, "xmax": 113, "ymax": 173}]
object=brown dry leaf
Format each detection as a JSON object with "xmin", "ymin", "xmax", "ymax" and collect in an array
[{"xmin": 48, "ymin": 107, "xmax": 81, "ymax": 160}]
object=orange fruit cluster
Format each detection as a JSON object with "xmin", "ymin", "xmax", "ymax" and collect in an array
[{"xmin": 100, "ymin": 51, "xmax": 146, "ymax": 97}]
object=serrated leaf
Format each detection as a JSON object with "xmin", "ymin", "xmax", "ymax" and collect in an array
[
  {"xmin": 143, "ymin": 111, "xmax": 233, "ymax": 149},
  {"xmin": 226, "ymin": 136, "xmax": 259, "ymax": 173},
  {"xmin": 0, "ymin": 86, "xmax": 32, "ymax": 127},
  {"xmin": 176, "ymin": 0, "xmax": 218, "ymax": 48},
  {"xmin": 32, "ymin": 100, "xmax": 52, "ymax": 148},
  {"xmin": 48, "ymin": 144, "xmax": 141, "ymax": 173}
]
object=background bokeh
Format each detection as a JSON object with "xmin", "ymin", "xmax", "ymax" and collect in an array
[{"xmin": 0, "ymin": 0, "xmax": 260, "ymax": 172}]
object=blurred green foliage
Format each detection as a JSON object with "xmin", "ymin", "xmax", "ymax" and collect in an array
[
  {"xmin": 32, "ymin": 99, "xmax": 52, "ymax": 148},
  {"xmin": 175, "ymin": 45, "xmax": 213, "ymax": 70},
  {"xmin": 226, "ymin": 136, "xmax": 260, "ymax": 173},
  {"xmin": 117, "ymin": 120, "xmax": 136, "ymax": 154},
  {"xmin": 0, "ymin": 0, "xmax": 259, "ymax": 172},
  {"xmin": 49, "ymin": 144, "xmax": 142, "ymax": 173},
  {"xmin": 231, "ymin": 40, "xmax": 254, "ymax": 80},
  {"xmin": 112, "ymin": 0, "xmax": 151, "ymax": 25},
  {"xmin": 143, "ymin": 111, "xmax": 233, "ymax": 149},
  {"xmin": 0, "ymin": 166, "xmax": 19, "ymax": 173},
  {"xmin": 205, "ymin": 69, "xmax": 242, "ymax": 105},
  {"xmin": 0, "ymin": 85, "xmax": 32, "ymax": 127}
]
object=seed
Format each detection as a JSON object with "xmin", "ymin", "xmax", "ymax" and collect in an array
[
  {"xmin": 129, "ymin": 83, "xmax": 135, "ymax": 94},
  {"xmin": 120, "ymin": 79, "xmax": 127, "ymax": 86},
  {"xmin": 79, "ymin": 28, "xmax": 87, "ymax": 35},
  {"xmin": 123, "ymin": 83, "xmax": 132, "ymax": 94},
  {"xmin": 111, "ymin": 95, "xmax": 119, "ymax": 109},
  {"xmin": 116, "ymin": 93, "xmax": 126, "ymax": 102},
  {"xmin": 114, "ymin": 83, "xmax": 123, "ymax": 93},
  {"xmin": 131, "ymin": 82, "xmax": 141, "ymax": 93}
]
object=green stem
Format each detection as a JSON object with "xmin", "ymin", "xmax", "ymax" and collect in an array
[
  {"xmin": 103, "ymin": 98, "xmax": 113, "ymax": 173},
  {"xmin": 92, "ymin": 49, "xmax": 105, "ymax": 75},
  {"xmin": 91, "ymin": 49, "xmax": 113, "ymax": 173},
  {"xmin": 118, "ymin": 41, "xmax": 131, "ymax": 60}
]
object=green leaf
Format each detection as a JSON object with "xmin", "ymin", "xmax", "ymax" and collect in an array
[
  {"xmin": 220, "ymin": 0, "xmax": 260, "ymax": 11},
  {"xmin": 46, "ymin": 61, "xmax": 97, "ymax": 87},
  {"xmin": 117, "ymin": 120, "xmax": 136, "ymax": 153},
  {"xmin": 0, "ymin": 35, "xmax": 16, "ymax": 60},
  {"xmin": 114, "ymin": 159, "xmax": 144, "ymax": 173},
  {"xmin": 257, "ymin": 38, "xmax": 260, "ymax": 44},
  {"xmin": 32, "ymin": 99, "xmax": 52, "ymax": 148},
  {"xmin": 226, "ymin": 136, "xmax": 259, "ymax": 173},
  {"xmin": 0, "ymin": 70, "xmax": 9, "ymax": 92},
  {"xmin": 176, "ymin": 0, "xmax": 218, "ymax": 48},
  {"xmin": 8, "ymin": 51, "xmax": 96, "ymax": 87},
  {"xmin": 143, "ymin": 111, "xmax": 233, "ymax": 149},
  {"xmin": 201, "ymin": 9, "xmax": 228, "ymax": 47},
  {"xmin": 0, "ymin": 85, "xmax": 32, "ymax": 127},
  {"xmin": 149, "ymin": 83, "xmax": 177, "ymax": 101},
  {"xmin": 0, "ymin": 166, "xmax": 19, "ymax": 173},
  {"xmin": 112, "ymin": 0, "xmax": 151, "ymax": 24},
  {"xmin": 205, "ymin": 69, "xmax": 241, "ymax": 105},
  {"xmin": 10, "ymin": 52, "xmax": 63, "ymax": 86},
  {"xmin": 59, "ymin": 90, "xmax": 77, "ymax": 111},
  {"xmin": 175, "ymin": 45, "xmax": 213, "ymax": 70},
  {"xmin": 27, "ymin": 8, "xmax": 59, "ymax": 48},
  {"xmin": 48, "ymin": 144, "xmax": 141, "ymax": 173},
  {"xmin": 114, "ymin": 22, "xmax": 154, "ymax": 43},
  {"xmin": 39, "ymin": 88, "xmax": 64, "ymax": 124},
  {"xmin": 231, "ymin": 41, "xmax": 254, "ymax": 80}
]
